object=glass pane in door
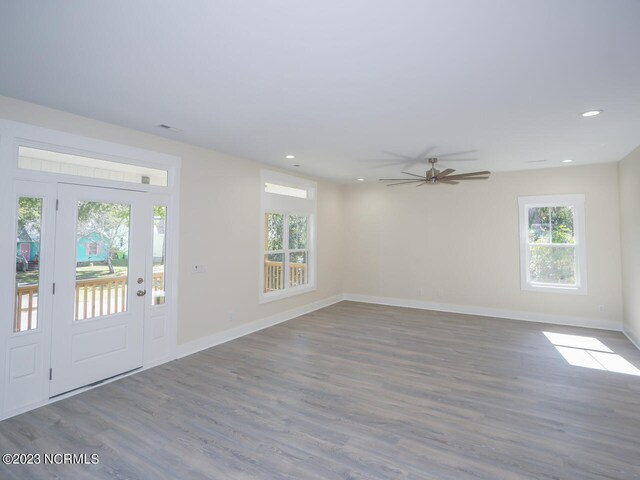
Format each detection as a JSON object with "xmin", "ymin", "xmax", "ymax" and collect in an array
[
  {"xmin": 14, "ymin": 197, "xmax": 43, "ymax": 332},
  {"xmin": 75, "ymin": 201, "xmax": 130, "ymax": 320},
  {"xmin": 152, "ymin": 206, "xmax": 167, "ymax": 305}
]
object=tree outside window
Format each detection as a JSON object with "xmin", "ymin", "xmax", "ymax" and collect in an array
[{"xmin": 519, "ymin": 195, "xmax": 586, "ymax": 294}]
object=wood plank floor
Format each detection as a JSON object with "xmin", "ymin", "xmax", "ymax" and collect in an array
[{"xmin": 1, "ymin": 301, "xmax": 639, "ymax": 479}]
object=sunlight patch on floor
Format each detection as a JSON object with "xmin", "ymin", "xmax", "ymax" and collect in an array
[{"xmin": 543, "ymin": 331, "xmax": 640, "ymax": 376}]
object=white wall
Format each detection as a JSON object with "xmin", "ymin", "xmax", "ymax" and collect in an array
[
  {"xmin": 0, "ymin": 96, "xmax": 344, "ymax": 349},
  {"xmin": 618, "ymin": 145, "xmax": 640, "ymax": 346},
  {"xmin": 343, "ymin": 164, "xmax": 623, "ymax": 329},
  {"xmin": 0, "ymin": 94, "xmax": 631, "ymax": 341},
  {"xmin": 177, "ymin": 155, "xmax": 344, "ymax": 346}
]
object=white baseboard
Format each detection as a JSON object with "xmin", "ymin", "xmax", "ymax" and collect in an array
[
  {"xmin": 623, "ymin": 326, "xmax": 640, "ymax": 351},
  {"xmin": 3, "ymin": 292, "xmax": 630, "ymax": 422},
  {"xmin": 343, "ymin": 293, "xmax": 622, "ymax": 331},
  {"xmin": 143, "ymin": 355, "xmax": 175, "ymax": 370},
  {"xmin": 176, "ymin": 294, "xmax": 344, "ymax": 358}
]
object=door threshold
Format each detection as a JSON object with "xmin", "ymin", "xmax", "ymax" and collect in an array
[{"xmin": 50, "ymin": 366, "xmax": 142, "ymax": 399}]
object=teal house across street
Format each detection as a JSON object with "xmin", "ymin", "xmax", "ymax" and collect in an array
[
  {"xmin": 76, "ymin": 232, "xmax": 110, "ymax": 263},
  {"xmin": 16, "ymin": 226, "xmax": 39, "ymax": 263}
]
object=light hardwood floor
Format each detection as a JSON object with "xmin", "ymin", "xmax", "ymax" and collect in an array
[{"xmin": 1, "ymin": 301, "xmax": 639, "ymax": 479}]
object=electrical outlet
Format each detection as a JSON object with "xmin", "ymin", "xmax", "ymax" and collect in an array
[
  {"xmin": 436, "ymin": 289, "xmax": 445, "ymax": 299},
  {"xmin": 597, "ymin": 304, "xmax": 605, "ymax": 313},
  {"xmin": 191, "ymin": 264, "xmax": 207, "ymax": 274}
]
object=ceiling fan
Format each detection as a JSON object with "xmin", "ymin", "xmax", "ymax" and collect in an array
[
  {"xmin": 380, "ymin": 157, "xmax": 490, "ymax": 186},
  {"xmin": 366, "ymin": 147, "xmax": 477, "ymax": 171}
]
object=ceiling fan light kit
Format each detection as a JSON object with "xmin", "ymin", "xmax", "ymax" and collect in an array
[{"xmin": 380, "ymin": 157, "xmax": 490, "ymax": 187}]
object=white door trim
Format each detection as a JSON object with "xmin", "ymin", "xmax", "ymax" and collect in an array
[{"xmin": 0, "ymin": 119, "xmax": 181, "ymax": 420}]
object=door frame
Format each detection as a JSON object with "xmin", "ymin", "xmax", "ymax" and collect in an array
[{"xmin": 0, "ymin": 119, "xmax": 181, "ymax": 419}]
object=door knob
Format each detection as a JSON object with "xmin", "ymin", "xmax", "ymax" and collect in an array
[{"xmin": 137, "ymin": 289, "xmax": 147, "ymax": 297}]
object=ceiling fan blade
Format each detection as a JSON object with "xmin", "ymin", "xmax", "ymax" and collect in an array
[
  {"xmin": 416, "ymin": 182, "xmax": 428, "ymax": 187},
  {"xmin": 436, "ymin": 168, "xmax": 455, "ymax": 179},
  {"xmin": 382, "ymin": 146, "xmax": 438, "ymax": 162},
  {"xmin": 381, "ymin": 150, "xmax": 414, "ymax": 161},
  {"xmin": 401, "ymin": 171, "xmax": 427, "ymax": 179},
  {"xmin": 439, "ymin": 180, "xmax": 460, "ymax": 185},
  {"xmin": 368, "ymin": 161, "xmax": 407, "ymax": 169},
  {"xmin": 385, "ymin": 180, "xmax": 424, "ymax": 186},
  {"xmin": 417, "ymin": 146, "xmax": 438, "ymax": 158},
  {"xmin": 458, "ymin": 177, "xmax": 490, "ymax": 181},
  {"xmin": 434, "ymin": 150, "xmax": 476, "ymax": 159},
  {"xmin": 441, "ymin": 171, "xmax": 490, "ymax": 180},
  {"xmin": 433, "ymin": 158, "xmax": 476, "ymax": 162},
  {"xmin": 379, "ymin": 178, "xmax": 423, "ymax": 181}
]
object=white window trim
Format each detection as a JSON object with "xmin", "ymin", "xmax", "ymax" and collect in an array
[
  {"xmin": 260, "ymin": 169, "xmax": 317, "ymax": 303},
  {"xmin": 518, "ymin": 194, "xmax": 587, "ymax": 295}
]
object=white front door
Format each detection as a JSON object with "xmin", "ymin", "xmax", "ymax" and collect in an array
[{"xmin": 49, "ymin": 184, "xmax": 147, "ymax": 397}]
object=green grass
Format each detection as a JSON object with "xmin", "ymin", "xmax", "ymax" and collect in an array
[
  {"xmin": 16, "ymin": 269, "xmax": 39, "ymax": 285},
  {"xmin": 17, "ymin": 259, "xmax": 129, "ymax": 285},
  {"xmin": 76, "ymin": 258, "xmax": 128, "ymax": 279},
  {"xmin": 76, "ymin": 264, "xmax": 128, "ymax": 281},
  {"xmin": 17, "ymin": 258, "xmax": 164, "ymax": 286}
]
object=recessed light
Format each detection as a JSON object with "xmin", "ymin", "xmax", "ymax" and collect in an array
[
  {"xmin": 293, "ymin": 164, "xmax": 301, "ymax": 167},
  {"xmin": 562, "ymin": 159, "xmax": 573, "ymax": 163},
  {"xmin": 581, "ymin": 110, "xmax": 602, "ymax": 117},
  {"xmin": 285, "ymin": 155, "xmax": 295, "ymax": 159},
  {"xmin": 357, "ymin": 178, "xmax": 365, "ymax": 182}
]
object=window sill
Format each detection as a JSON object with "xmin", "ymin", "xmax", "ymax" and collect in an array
[
  {"xmin": 259, "ymin": 284, "xmax": 317, "ymax": 304},
  {"xmin": 521, "ymin": 283, "xmax": 587, "ymax": 295}
]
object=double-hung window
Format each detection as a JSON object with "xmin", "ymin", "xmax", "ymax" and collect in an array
[
  {"xmin": 518, "ymin": 194, "xmax": 587, "ymax": 294},
  {"xmin": 261, "ymin": 170, "xmax": 316, "ymax": 302}
]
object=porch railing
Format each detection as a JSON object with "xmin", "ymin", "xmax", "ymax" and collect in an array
[
  {"xmin": 75, "ymin": 276, "xmax": 128, "ymax": 321},
  {"xmin": 264, "ymin": 261, "xmax": 307, "ymax": 292},
  {"xmin": 15, "ymin": 283, "xmax": 38, "ymax": 331},
  {"xmin": 15, "ymin": 271, "xmax": 165, "ymax": 330}
]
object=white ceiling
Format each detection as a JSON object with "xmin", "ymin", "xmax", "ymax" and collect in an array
[{"xmin": 1, "ymin": 0, "xmax": 639, "ymax": 182}]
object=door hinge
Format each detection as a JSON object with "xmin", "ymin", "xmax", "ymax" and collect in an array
[
  {"xmin": 49, "ymin": 368, "xmax": 52, "ymax": 380},
  {"xmin": 55, "ymin": 199, "xmax": 59, "ymax": 211},
  {"xmin": 52, "ymin": 283, "xmax": 56, "ymax": 294}
]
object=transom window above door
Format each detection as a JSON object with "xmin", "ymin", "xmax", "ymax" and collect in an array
[{"xmin": 18, "ymin": 146, "xmax": 169, "ymax": 186}]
